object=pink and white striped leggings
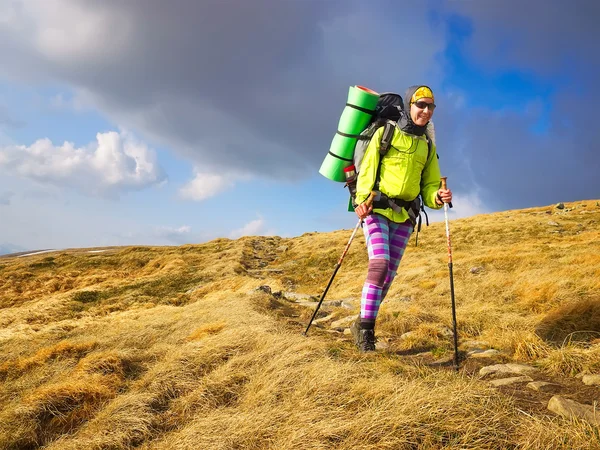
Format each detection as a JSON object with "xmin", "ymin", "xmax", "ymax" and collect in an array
[{"xmin": 360, "ymin": 213, "xmax": 413, "ymax": 323}]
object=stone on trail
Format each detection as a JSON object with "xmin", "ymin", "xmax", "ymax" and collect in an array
[
  {"xmin": 322, "ymin": 299, "xmax": 356, "ymax": 309},
  {"xmin": 555, "ymin": 203, "xmax": 565, "ymax": 209},
  {"xmin": 469, "ymin": 349, "xmax": 501, "ymax": 359},
  {"xmin": 547, "ymin": 395, "xmax": 600, "ymax": 426},
  {"xmin": 256, "ymin": 285, "xmax": 272, "ymax": 294},
  {"xmin": 399, "ymin": 331, "xmax": 415, "ymax": 341},
  {"xmin": 330, "ymin": 315, "xmax": 358, "ymax": 329},
  {"xmin": 527, "ymin": 381, "xmax": 561, "ymax": 393},
  {"xmin": 504, "ymin": 363, "xmax": 539, "ymax": 375},
  {"xmin": 479, "ymin": 363, "xmax": 538, "ymax": 377},
  {"xmin": 490, "ymin": 376, "xmax": 533, "ymax": 387},
  {"xmin": 313, "ymin": 313, "xmax": 335, "ymax": 325},
  {"xmin": 375, "ymin": 340, "xmax": 390, "ymax": 351},
  {"xmin": 436, "ymin": 325, "xmax": 454, "ymax": 338},
  {"xmin": 582, "ymin": 374, "xmax": 600, "ymax": 386},
  {"xmin": 283, "ymin": 292, "xmax": 315, "ymax": 302}
]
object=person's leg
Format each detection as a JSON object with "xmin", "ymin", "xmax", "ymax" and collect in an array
[
  {"xmin": 359, "ymin": 214, "xmax": 391, "ymax": 330},
  {"xmin": 380, "ymin": 221, "xmax": 413, "ymax": 301}
]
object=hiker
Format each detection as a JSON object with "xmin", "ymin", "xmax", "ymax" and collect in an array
[{"xmin": 350, "ymin": 85, "xmax": 453, "ymax": 351}]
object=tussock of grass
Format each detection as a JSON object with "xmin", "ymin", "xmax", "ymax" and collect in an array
[
  {"xmin": 538, "ymin": 343, "xmax": 600, "ymax": 377},
  {"xmin": 536, "ymin": 298, "xmax": 600, "ymax": 345},
  {"xmin": 185, "ymin": 322, "xmax": 227, "ymax": 341},
  {"xmin": 0, "ymin": 200, "xmax": 599, "ymax": 449},
  {"xmin": 0, "ymin": 340, "xmax": 97, "ymax": 381}
]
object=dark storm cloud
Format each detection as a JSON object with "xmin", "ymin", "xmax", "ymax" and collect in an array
[
  {"xmin": 435, "ymin": 0, "xmax": 600, "ymax": 209},
  {"xmin": 449, "ymin": 0, "xmax": 600, "ymax": 76},
  {"xmin": 0, "ymin": 0, "xmax": 597, "ymax": 210},
  {"xmin": 0, "ymin": 0, "xmax": 443, "ymax": 179},
  {"xmin": 434, "ymin": 101, "xmax": 599, "ymax": 211}
]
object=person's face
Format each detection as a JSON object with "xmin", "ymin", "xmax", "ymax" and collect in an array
[{"xmin": 410, "ymin": 98, "xmax": 435, "ymax": 126}]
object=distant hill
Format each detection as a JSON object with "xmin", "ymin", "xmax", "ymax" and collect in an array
[
  {"xmin": 0, "ymin": 243, "xmax": 27, "ymax": 257},
  {"xmin": 0, "ymin": 200, "xmax": 599, "ymax": 449}
]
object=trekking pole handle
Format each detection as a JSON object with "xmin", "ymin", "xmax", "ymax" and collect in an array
[
  {"xmin": 440, "ymin": 177, "xmax": 453, "ymax": 208},
  {"xmin": 365, "ymin": 191, "xmax": 376, "ymax": 208}
]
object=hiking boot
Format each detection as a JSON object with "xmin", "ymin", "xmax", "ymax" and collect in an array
[{"xmin": 350, "ymin": 320, "xmax": 376, "ymax": 352}]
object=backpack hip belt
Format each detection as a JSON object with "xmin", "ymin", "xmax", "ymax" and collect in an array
[{"xmin": 372, "ymin": 193, "xmax": 421, "ymax": 228}]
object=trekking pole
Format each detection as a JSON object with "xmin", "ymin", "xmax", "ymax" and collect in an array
[
  {"xmin": 304, "ymin": 192, "xmax": 375, "ymax": 336},
  {"xmin": 441, "ymin": 177, "xmax": 459, "ymax": 371}
]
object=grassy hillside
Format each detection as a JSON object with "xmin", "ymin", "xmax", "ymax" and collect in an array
[{"xmin": 0, "ymin": 200, "xmax": 599, "ymax": 449}]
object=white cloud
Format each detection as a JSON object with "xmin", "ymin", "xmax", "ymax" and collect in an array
[
  {"xmin": 179, "ymin": 171, "xmax": 234, "ymax": 202},
  {"xmin": 16, "ymin": 0, "xmax": 132, "ymax": 62},
  {"xmin": 447, "ymin": 192, "xmax": 489, "ymax": 219},
  {"xmin": 426, "ymin": 191, "xmax": 490, "ymax": 223},
  {"xmin": 229, "ymin": 216, "xmax": 275, "ymax": 239},
  {"xmin": 0, "ymin": 131, "xmax": 166, "ymax": 196}
]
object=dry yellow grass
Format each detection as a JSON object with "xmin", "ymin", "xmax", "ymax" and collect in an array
[{"xmin": 0, "ymin": 200, "xmax": 599, "ymax": 449}]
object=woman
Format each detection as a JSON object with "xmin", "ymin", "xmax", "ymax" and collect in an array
[{"xmin": 350, "ymin": 85, "xmax": 453, "ymax": 351}]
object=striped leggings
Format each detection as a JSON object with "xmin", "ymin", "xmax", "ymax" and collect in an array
[{"xmin": 361, "ymin": 214, "xmax": 413, "ymax": 322}]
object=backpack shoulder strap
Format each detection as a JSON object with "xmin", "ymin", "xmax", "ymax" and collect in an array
[
  {"xmin": 379, "ymin": 120, "xmax": 395, "ymax": 155},
  {"xmin": 424, "ymin": 130, "xmax": 435, "ymax": 162},
  {"xmin": 374, "ymin": 121, "xmax": 396, "ymax": 189}
]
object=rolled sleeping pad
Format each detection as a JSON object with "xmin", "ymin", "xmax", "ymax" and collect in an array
[{"xmin": 319, "ymin": 85, "xmax": 380, "ymax": 182}]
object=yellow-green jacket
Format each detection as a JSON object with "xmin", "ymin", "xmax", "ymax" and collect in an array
[{"xmin": 355, "ymin": 125, "xmax": 442, "ymax": 223}]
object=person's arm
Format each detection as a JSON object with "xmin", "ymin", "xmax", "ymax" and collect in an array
[
  {"xmin": 354, "ymin": 127, "xmax": 383, "ymax": 205},
  {"xmin": 420, "ymin": 141, "xmax": 443, "ymax": 209}
]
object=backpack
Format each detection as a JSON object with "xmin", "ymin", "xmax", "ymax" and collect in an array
[{"xmin": 344, "ymin": 92, "xmax": 435, "ymax": 244}]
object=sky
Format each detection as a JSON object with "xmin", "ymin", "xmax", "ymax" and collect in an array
[{"xmin": 0, "ymin": 0, "xmax": 599, "ymax": 254}]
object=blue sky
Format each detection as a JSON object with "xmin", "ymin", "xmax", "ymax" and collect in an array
[{"xmin": 0, "ymin": 0, "xmax": 598, "ymax": 254}]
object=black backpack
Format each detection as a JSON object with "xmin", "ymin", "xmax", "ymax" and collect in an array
[{"xmin": 345, "ymin": 92, "xmax": 435, "ymax": 244}]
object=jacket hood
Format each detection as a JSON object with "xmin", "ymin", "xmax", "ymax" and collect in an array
[{"xmin": 397, "ymin": 85, "xmax": 433, "ymax": 137}]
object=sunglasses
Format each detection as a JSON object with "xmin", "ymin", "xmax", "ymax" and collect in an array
[{"xmin": 413, "ymin": 101, "xmax": 436, "ymax": 111}]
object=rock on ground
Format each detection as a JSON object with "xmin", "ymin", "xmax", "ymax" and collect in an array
[
  {"xmin": 330, "ymin": 315, "xmax": 358, "ymax": 329},
  {"xmin": 313, "ymin": 313, "xmax": 335, "ymax": 324},
  {"xmin": 490, "ymin": 376, "xmax": 533, "ymax": 387},
  {"xmin": 479, "ymin": 363, "xmax": 538, "ymax": 377},
  {"xmin": 582, "ymin": 374, "xmax": 600, "ymax": 386},
  {"xmin": 469, "ymin": 349, "xmax": 501, "ymax": 359},
  {"xmin": 527, "ymin": 381, "xmax": 561, "ymax": 393},
  {"xmin": 547, "ymin": 395, "xmax": 600, "ymax": 426}
]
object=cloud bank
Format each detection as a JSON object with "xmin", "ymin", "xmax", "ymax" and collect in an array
[{"xmin": 0, "ymin": 131, "xmax": 165, "ymax": 196}]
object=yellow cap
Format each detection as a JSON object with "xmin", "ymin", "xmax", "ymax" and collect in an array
[{"xmin": 411, "ymin": 86, "xmax": 434, "ymax": 103}]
